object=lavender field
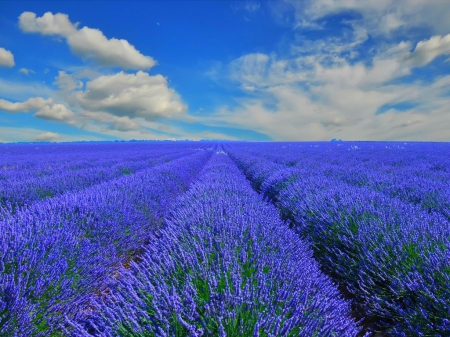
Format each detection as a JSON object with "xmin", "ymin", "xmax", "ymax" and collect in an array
[{"xmin": 1, "ymin": 141, "xmax": 449, "ymax": 337}]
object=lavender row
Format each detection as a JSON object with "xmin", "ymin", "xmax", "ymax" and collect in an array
[
  {"xmin": 0, "ymin": 149, "xmax": 198, "ymax": 213},
  {"xmin": 231, "ymin": 142, "xmax": 450, "ymax": 220},
  {"xmin": 0, "ymin": 142, "xmax": 204, "ymax": 183},
  {"xmin": 236, "ymin": 142, "xmax": 450, "ymax": 185},
  {"xmin": 68, "ymin": 152, "xmax": 362, "ymax": 337},
  {"xmin": 0, "ymin": 148, "xmax": 213, "ymax": 336},
  {"xmin": 236, "ymin": 142, "xmax": 450, "ymax": 181},
  {"xmin": 226, "ymin": 145, "xmax": 450, "ymax": 336},
  {"xmin": 329, "ymin": 165, "xmax": 450, "ymax": 220}
]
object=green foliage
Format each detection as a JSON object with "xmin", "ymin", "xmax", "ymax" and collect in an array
[{"xmin": 119, "ymin": 167, "xmax": 132, "ymax": 175}]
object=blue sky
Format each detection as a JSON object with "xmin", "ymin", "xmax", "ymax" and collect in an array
[{"xmin": 0, "ymin": 0, "xmax": 449, "ymax": 142}]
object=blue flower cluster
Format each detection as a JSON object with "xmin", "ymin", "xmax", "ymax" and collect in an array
[
  {"xmin": 68, "ymin": 152, "xmax": 361, "ymax": 336},
  {"xmin": 225, "ymin": 142, "xmax": 450, "ymax": 336}
]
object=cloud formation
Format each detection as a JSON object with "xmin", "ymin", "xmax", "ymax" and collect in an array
[
  {"xmin": 208, "ymin": 29, "xmax": 450, "ymax": 141},
  {"xmin": 229, "ymin": 53, "xmax": 308, "ymax": 88},
  {"xmin": 18, "ymin": 68, "xmax": 35, "ymax": 75},
  {"xmin": 76, "ymin": 71, "xmax": 186, "ymax": 120},
  {"xmin": 79, "ymin": 110, "xmax": 141, "ymax": 132},
  {"xmin": 195, "ymin": 1, "xmax": 450, "ymax": 141},
  {"xmin": 19, "ymin": 12, "xmax": 156, "ymax": 69},
  {"xmin": 34, "ymin": 131, "xmax": 61, "ymax": 141},
  {"xmin": 284, "ymin": 0, "xmax": 450, "ymax": 36},
  {"xmin": 0, "ymin": 68, "xmax": 188, "ymax": 136},
  {"xmin": 406, "ymin": 34, "xmax": 450, "ymax": 67},
  {"xmin": 0, "ymin": 47, "xmax": 15, "ymax": 67},
  {"xmin": 53, "ymin": 71, "xmax": 83, "ymax": 91},
  {"xmin": 4, "ymin": 2, "xmax": 449, "ymax": 142},
  {"xmin": 0, "ymin": 97, "xmax": 76, "ymax": 123}
]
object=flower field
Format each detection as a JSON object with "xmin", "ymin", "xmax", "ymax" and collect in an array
[{"xmin": 1, "ymin": 141, "xmax": 449, "ymax": 336}]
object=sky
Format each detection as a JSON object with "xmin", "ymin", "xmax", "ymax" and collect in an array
[{"xmin": 0, "ymin": 0, "xmax": 450, "ymax": 142}]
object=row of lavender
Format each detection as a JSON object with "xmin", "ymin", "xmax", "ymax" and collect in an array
[
  {"xmin": 0, "ymin": 143, "xmax": 205, "ymax": 213},
  {"xmin": 0, "ymin": 143, "xmax": 213, "ymax": 336},
  {"xmin": 68, "ymin": 152, "xmax": 362, "ymax": 336},
  {"xmin": 0, "ymin": 143, "xmax": 190, "ymax": 181},
  {"xmin": 224, "ymin": 142, "xmax": 450, "ymax": 336},
  {"xmin": 237, "ymin": 142, "xmax": 450, "ymax": 220}
]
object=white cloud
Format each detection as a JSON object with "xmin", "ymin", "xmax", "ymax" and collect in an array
[
  {"xmin": 67, "ymin": 26, "xmax": 156, "ymax": 69},
  {"xmin": 0, "ymin": 97, "xmax": 50, "ymax": 112},
  {"xmin": 0, "ymin": 127, "xmax": 105, "ymax": 142},
  {"xmin": 75, "ymin": 71, "xmax": 186, "ymax": 120},
  {"xmin": 206, "ymin": 78, "xmax": 450, "ymax": 141},
  {"xmin": 74, "ymin": 68, "xmax": 100, "ymax": 79},
  {"xmin": 0, "ymin": 97, "xmax": 76, "ymax": 123},
  {"xmin": 229, "ymin": 53, "xmax": 269, "ymax": 84},
  {"xmin": 242, "ymin": 84, "xmax": 256, "ymax": 91},
  {"xmin": 405, "ymin": 34, "xmax": 450, "ymax": 67},
  {"xmin": 204, "ymin": 35, "xmax": 450, "ymax": 141},
  {"xmin": 18, "ymin": 68, "xmax": 35, "ymax": 75},
  {"xmin": 1, "ymin": 66, "xmax": 188, "ymax": 138},
  {"xmin": 229, "ymin": 53, "xmax": 308, "ymax": 88},
  {"xmin": 34, "ymin": 131, "xmax": 61, "ymax": 141},
  {"xmin": 210, "ymin": 1, "xmax": 450, "ymax": 142},
  {"xmin": 34, "ymin": 103, "xmax": 76, "ymax": 123},
  {"xmin": 284, "ymin": 0, "xmax": 450, "ymax": 36},
  {"xmin": 53, "ymin": 70, "xmax": 83, "ymax": 91},
  {"xmin": 0, "ymin": 47, "xmax": 15, "ymax": 67},
  {"xmin": 19, "ymin": 12, "xmax": 77, "ymax": 36},
  {"xmin": 19, "ymin": 11, "xmax": 156, "ymax": 69},
  {"xmin": 79, "ymin": 110, "xmax": 141, "ymax": 131}
]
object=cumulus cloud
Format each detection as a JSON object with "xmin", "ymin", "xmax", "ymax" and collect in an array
[
  {"xmin": 19, "ymin": 12, "xmax": 77, "ymax": 36},
  {"xmin": 19, "ymin": 11, "xmax": 156, "ymax": 69},
  {"xmin": 18, "ymin": 68, "xmax": 35, "ymax": 75},
  {"xmin": 34, "ymin": 103, "xmax": 77, "ymax": 123},
  {"xmin": 76, "ymin": 71, "xmax": 186, "ymax": 120},
  {"xmin": 0, "ymin": 97, "xmax": 76, "ymax": 123},
  {"xmin": 0, "ymin": 47, "xmax": 15, "ymax": 67},
  {"xmin": 34, "ymin": 131, "xmax": 61, "ymax": 141},
  {"xmin": 0, "ymin": 97, "xmax": 50, "ymax": 112},
  {"xmin": 1, "ymin": 66, "xmax": 188, "ymax": 137}
]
